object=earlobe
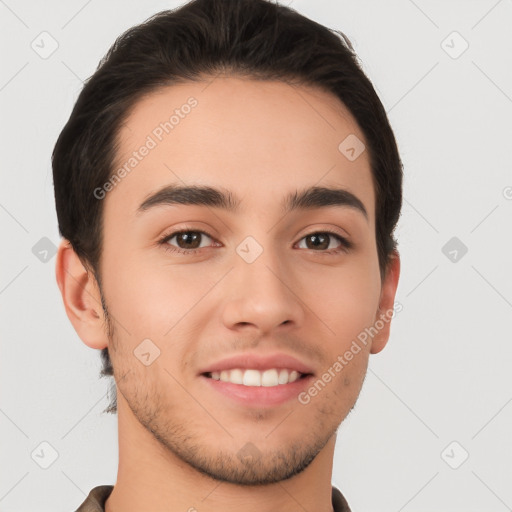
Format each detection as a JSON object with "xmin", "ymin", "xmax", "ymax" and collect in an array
[
  {"xmin": 55, "ymin": 239, "xmax": 108, "ymax": 350},
  {"xmin": 370, "ymin": 250, "xmax": 401, "ymax": 354}
]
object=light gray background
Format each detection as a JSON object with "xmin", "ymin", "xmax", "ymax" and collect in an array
[{"xmin": 1, "ymin": 0, "xmax": 511, "ymax": 511}]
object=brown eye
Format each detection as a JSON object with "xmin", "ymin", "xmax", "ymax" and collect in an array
[
  {"xmin": 164, "ymin": 230, "xmax": 214, "ymax": 251},
  {"xmin": 296, "ymin": 231, "xmax": 350, "ymax": 252}
]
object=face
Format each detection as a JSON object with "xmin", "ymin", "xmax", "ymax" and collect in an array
[{"xmin": 97, "ymin": 76, "xmax": 395, "ymax": 484}]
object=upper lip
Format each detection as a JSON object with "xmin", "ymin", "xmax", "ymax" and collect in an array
[{"xmin": 198, "ymin": 352, "xmax": 315, "ymax": 376}]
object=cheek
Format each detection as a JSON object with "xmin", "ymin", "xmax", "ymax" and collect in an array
[
  {"xmin": 299, "ymin": 350, "xmax": 369, "ymax": 416},
  {"xmin": 302, "ymin": 262, "xmax": 381, "ymax": 343},
  {"xmin": 103, "ymin": 253, "xmax": 215, "ymax": 339}
]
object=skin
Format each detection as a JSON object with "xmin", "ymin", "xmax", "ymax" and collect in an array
[{"xmin": 56, "ymin": 77, "xmax": 400, "ymax": 512}]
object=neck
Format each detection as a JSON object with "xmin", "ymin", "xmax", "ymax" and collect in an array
[{"xmin": 105, "ymin": 400, "xmax": 337, "ymax": 512}]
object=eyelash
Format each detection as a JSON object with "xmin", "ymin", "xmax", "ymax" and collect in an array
[{"xmin": 157, "ymin": 227, "xmax": 353, "ymax": 256}]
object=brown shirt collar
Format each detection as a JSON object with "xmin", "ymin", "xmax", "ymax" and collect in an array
[{"xmin": 75, "ymin": 484, "xmax": 352, "ymax": 512}]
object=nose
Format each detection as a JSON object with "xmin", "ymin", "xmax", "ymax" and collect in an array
[{"xmin": 221, "ymin": 242, "xmax": 305, "ymax": 335}]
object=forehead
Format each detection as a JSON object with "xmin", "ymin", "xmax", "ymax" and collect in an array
[{"xmin": 106, "ymin": 77, "xmax": 374, "ymax": 223}]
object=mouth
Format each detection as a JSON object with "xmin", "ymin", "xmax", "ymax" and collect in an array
[
  {"xmin": 197, "ymin": 352, "xmax": 315, "ymax": 406},
  {"xmin": 202, "ymin": 368, "xmax": 312, "ymax": 387},
  {"xmin": 200, "ymin": 368, "xmax": 315, "ymax": 407}
]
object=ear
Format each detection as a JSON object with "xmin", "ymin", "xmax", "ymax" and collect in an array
[
  {"xmin": 370, "ymin": 250, "xmax": 401, "ymax": 354},
  {"xmin": 55, "ymin": 239, "xmax": 108, "ymax": 350}
]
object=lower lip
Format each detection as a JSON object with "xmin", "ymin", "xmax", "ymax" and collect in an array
[{"xmin": 200, "ymin": 374, "xmax": 314, "ymax": 407}]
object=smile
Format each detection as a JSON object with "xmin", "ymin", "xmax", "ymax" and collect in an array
[{"xmin": 204, "ymin": 368, "xmax": 308, "ymax": 386}]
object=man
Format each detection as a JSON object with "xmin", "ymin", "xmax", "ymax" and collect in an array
[{"xmin": 53, "ymin": 0, "xmax": 402, "ymax": 510}]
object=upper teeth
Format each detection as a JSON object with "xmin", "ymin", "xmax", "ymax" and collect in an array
[{"xmin": 209, "ymin": 368, "xmax": 302, "ymax": 386}]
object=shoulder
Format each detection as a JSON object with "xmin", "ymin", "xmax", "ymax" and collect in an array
[
  {"xmin": 74, "ymin": 485, "xmax": 114, "ymax": 512},
  {"xmin": 332, "ymin": 485, "xmax": 352, "ymax": 512}
]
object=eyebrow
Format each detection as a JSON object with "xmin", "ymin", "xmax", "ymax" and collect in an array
[{"xmin": 136, "ymin": 184, "xmax": 368, "ymax": 220}]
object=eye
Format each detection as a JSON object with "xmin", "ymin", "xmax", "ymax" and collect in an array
[
  {"xmin": 296, "ymin": 231, "xmax": 352, "ymax": 253},
  {"xmin": 158, "ymin": 228, "xmax": 352, "ymax": 256},
  {"xmin": 159, "ymin": 229, "xmax": 217, "ymax": 255}
]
